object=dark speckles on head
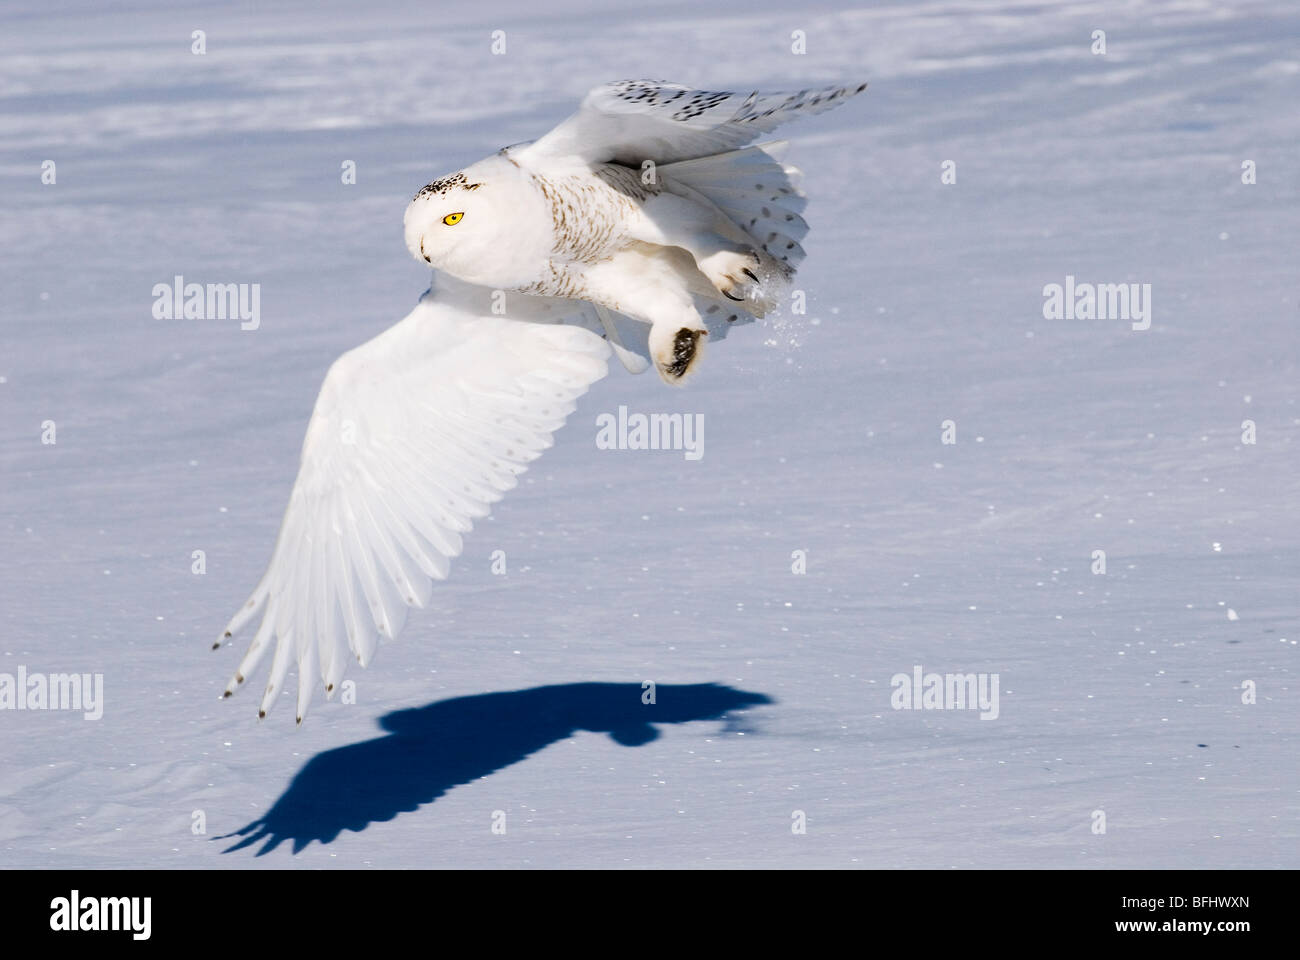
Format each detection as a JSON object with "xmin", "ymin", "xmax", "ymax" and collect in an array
[{"xmin": 413, "ymin": 172, "xmax": 484, "ymax": 202}]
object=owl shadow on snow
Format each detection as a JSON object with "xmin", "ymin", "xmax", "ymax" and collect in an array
[{"xmin": 219, "ymin": 681, "xmax": 772, "ymax": 855}]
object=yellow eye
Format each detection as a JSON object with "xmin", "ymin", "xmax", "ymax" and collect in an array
[{"xmin": 442, "ymin": 212, "xmax": 464, "ymax": 226}]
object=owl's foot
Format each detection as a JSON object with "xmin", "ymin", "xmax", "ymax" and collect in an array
[
  {"xmin": 650, "ymin": 323, "xmax": 707, "ymax": 385},
  {"xmin": 697, "ymin": 250, "xmax": 765, "ymax": 304}
]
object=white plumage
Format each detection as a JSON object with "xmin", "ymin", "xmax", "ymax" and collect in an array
[
  {"xmin": 217, "ymin": 80, "xmax": 865, "ymax": 722},
  {"xmin": 217, "ymin": 278, "xmax": 619, "ymax": 721}
]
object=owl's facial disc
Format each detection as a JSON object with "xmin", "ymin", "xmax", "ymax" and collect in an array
[
  {"xmin": 403, "ymin": 154, "xmax": 544, "ymax": 288},
  {"xmin": 413, "ymin": 209, "xmax": 466, "ymax": 264},
  {"xmin": 403, "ymin": 173, "xmax": 486, "ymax": 271}
]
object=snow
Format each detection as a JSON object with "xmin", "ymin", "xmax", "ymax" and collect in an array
[{"xmin": 1, "ymin": 0, "xmax": 1296, "ymax": 867}]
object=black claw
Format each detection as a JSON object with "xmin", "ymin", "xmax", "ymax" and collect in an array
[
  {"xmin": 742, "ymin": 268, "xmax": 759, "ymax": 283},
  {"xmin": 723, "ymin": 290, "xmax": 743, "ymax": 301}
]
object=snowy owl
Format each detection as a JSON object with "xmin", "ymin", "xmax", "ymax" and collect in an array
[
  {"xmin": 404, "ymin": 79, "xmax": 866, "ymax": 383},
  {"xmin": 215, "ymin": 80, "xmax": 865, "ymax": 723}
]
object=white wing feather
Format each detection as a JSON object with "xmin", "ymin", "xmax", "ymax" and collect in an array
[
  {"xmin": 217, "ymin": 278, "xmax": 612, "ymax": 722},
  {"xmin": 516, "ymin": 79, "xmax": 868, "ymax": 167}
]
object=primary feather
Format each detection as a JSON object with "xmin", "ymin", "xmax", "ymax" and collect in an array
[{"xmin": 217, "ymin": 277, "xmax": 615, "ymax": 722}]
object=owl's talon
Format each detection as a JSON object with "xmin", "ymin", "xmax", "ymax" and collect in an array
[{"xmin": 698, "ymin": 249, "xmax": 771, "ymax": 306}]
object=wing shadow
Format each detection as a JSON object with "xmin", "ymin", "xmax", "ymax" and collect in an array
[{"xmin": 219, "ymin": 681, "xmax": 772, "ymax": 855}]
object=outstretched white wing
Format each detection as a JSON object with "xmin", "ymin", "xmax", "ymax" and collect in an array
[
  {"xmin": 515, "ymin": 79, "xmax": 868, "ymax": 167},
  {"xmin": 216, "ymin": 278, "xmax": 612, "ymax": 722}
]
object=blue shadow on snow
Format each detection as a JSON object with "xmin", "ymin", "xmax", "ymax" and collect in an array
[{"xmin": 219, "ymin": 681, "xmax": 772, "ymax": 855}]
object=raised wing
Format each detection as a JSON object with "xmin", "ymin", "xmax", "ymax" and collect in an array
[
  {"xmin": 515, "ymin": 79, "xmax": 867, "ymax": 167},
  {"xmin": 216, "ymin": 277, "xmax": 612, "ymax": 722}
]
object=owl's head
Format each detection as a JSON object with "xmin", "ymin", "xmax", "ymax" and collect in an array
[{"xmin": 403, "ymin": 154, "xmax": 546, "ymax": 287}]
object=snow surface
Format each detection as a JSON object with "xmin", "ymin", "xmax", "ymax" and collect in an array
[{"xmin": 1, "ymin": 0, "xmax": 1297, "ymax": 867}]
